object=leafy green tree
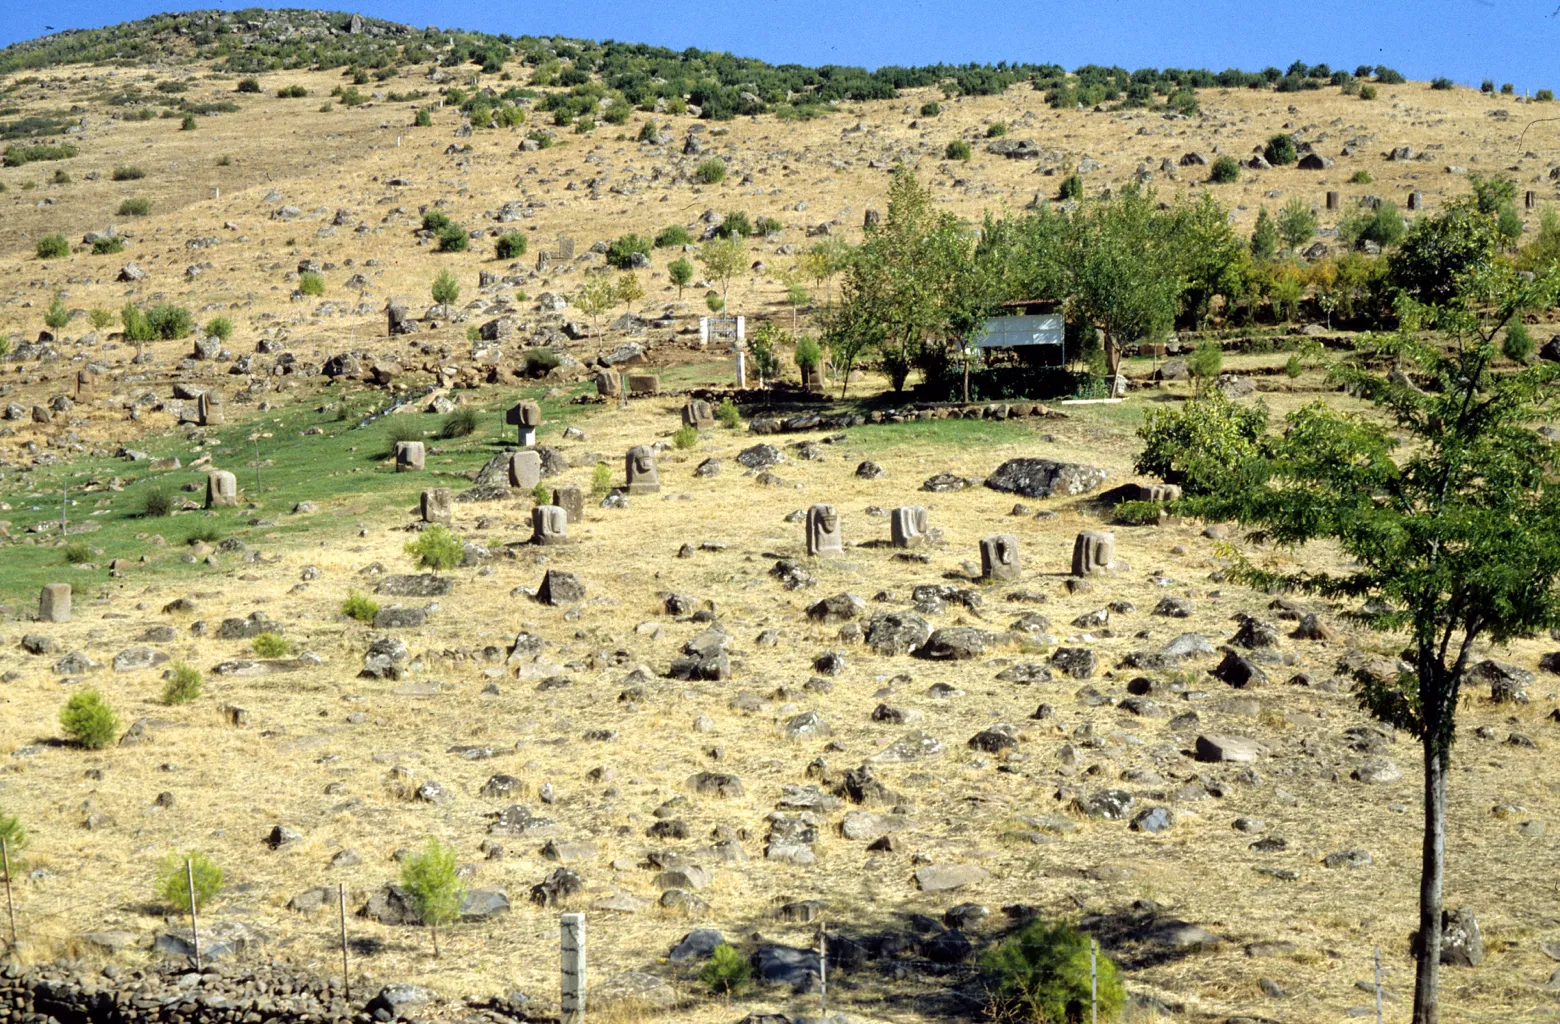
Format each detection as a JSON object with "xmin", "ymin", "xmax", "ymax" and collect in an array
[
  {"xmin": 1503, "ymin": 321, "xmax": 1535, "ymax": 362},
  {"xmin": 1064, "ymin": 183, "xmax": 1184, "ymax": 381},
  {"xmin": 668, "ymin": 257, "xmax": 694, "ymax": 297},
  {"xmin": 1163, "ymin": 192, "xmax": 1248, "ymax": 327},
  {"xmin": 1263, "ymin": 133, "xmax": 1297, "ymax": 165},
  {"xmin": 574, "ymin": 275, "xmax": 619, "ymax": 336},
  {"xmin": 43, "ymin": 294, "xmax": 69, "ymax": 330},
  {"xmin": 1163, "ymin": 264, "xmax": 1560, "ymax": 1024},
  {"xmin": 1388, "ymin": 197, "xmax": 1499, "ymax": 305},
  {"xmin": 746, "ymin": 320, "xmax": 784, "ymax": 384},
  {"xmin": 60, "ymin": 689, "xmax": 120, "ymax": 749},
  {"xmin": 401, "ymin": 838, "xmax": 465, "ymax": 956},
  {"xmin": 156, "ymin": 851, "xmax": 223, "ymax": 913},
  {"xmin": 700, "ymin": 944, "xmax": 752, "ymax": 996},
  {"xmin": 1277, "ymin": 198, "xmax": 1317, "ymax": 251},
  {"xmin": 697, "ymin": 236, "xmax": 746, "ymax": 312},
  {"xmin": 1338, "ymin": 202, "xmax": 1407, "ymax": 249},
  {"xmin": 431, "ymin": 269, "xmax": 460, "ymax": 305},
  {"xmin": 1250, "ymin": 207, "xmax": 1279, "ymax": 262},
  {"xmin": 615, "ymin": 272, "xmax": 644, "ymax": 312},
  {"xmin": 1187, "ymin": 338, "xmax": 1223, "ymax": 393},
  {"xmin": 405, "ymin": 524, "xmax": 464, "ymax": 571}
]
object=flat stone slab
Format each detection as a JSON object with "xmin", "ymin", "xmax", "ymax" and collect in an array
[{"xmin": 915, "ymin": 864, "xmax": 989, "ymax": 892}]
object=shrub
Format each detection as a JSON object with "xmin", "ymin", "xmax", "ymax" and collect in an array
[
  {"xmin": 63, "ymin": 542, "xmax": 92, "ymax": 564},
  {"xmin": 384, "ymin": 420, "xmax": 424, "ymax": 453},
  {"xmin": 1350, "ymin": 169, "xmax": 1373, "ymax": 184},
  {"xmin": 88, "ymin": 307, "xmax": 114, "ymax": 331},
  {"xmin": 1057, "ymin": 173, "xmax": 1083, "ymax": 201},
  {"xmin": 655, "ymin": 225, "xmax": 694, "ymax": 248},
  {"xmin": 1430, "ymin": 77, "xmax": 1455, "ymax": 91},
  {"xmin": 405, "ymin": 524, "xmax": 463, "ymax": 571},
  {"xmin": 755, "ymin": 216, "xmax": 784, "ymax": 237},
  {"xmin": 44, "ymin": 294, "xmax": 70, "ymax": 330},
  {"xmin": 437, "ymin": 223, "xmax": 469, "ymax": 252},
  {"xmin": 1481, "ymin": 79, "xmax": 1495, "ymax": 94},
  {"xmin": 162, "ymin": 663, "xmax": 202, "ymax": 705},
  {"xmin": 52, "ymin": 169, "xmax": 71, "ymax": 184},
  {"xmin": 1263, "ymin": 133, "xmax": 1297, "ymax": 166},
  {"xmin": 60, "ymin": 689, "xmax": 120, "ymax": 749},
  {"xmin": 1375, "ymin": 66, "xmax": 1406, "ymax": 85},
  {"xmin": 421, "ymin": 209, "xmax": 452, "ymax": 233},
  {"xmin": 920, "ymin": 101, "xmax": 941, "ymax": 116},
  {"xmin": 668, "ymin": 257, "xmax": 694, "ymax": 296},
  {"xmin": 1278, "ymin": 198, "xmax": 1317, "ymax": 250},
  {"xmin": 36, "ymin": 234, "xmax": 69, "ymax": 259},
  {"xmin": 146, "ymin": 304, "xmax": 194, "ymax": 339},
  {"xmin": 339, "ymin": 87, "xmax": 367, "ymax": 107},
  {"xmin": 716, "ymin": 399, "xmax": 741, "ymax": 428},
  {"xmin": 1112, "ymin": 500, "xmax": 1164, "ymax": 526},
  {"xmin": 637, "ymin": 119, "xmax": 660, "ymax": 142},
  {"xmin": 987, "ymin": 122, "xmax": 1007, "ymax": 137},
  {"xmin": 700, "ymin": 944, "xmax": 752, "ymax": 995},
  {"xmin": 118, "ymin": 197, "xmax": 152, "ymax": 216},
  {"xmin": 251, "ymin": 632, "xmax": 289, "ymax": 658},
  {"xmin": 216, "ymin": 155, "xmax": 231, "ymax": 167},
  {"xmin": 1208, "ymin": 155, "xmax": 1239, "ymax": 183},
  {"xmin": 706, "ymin": 292, "xmax": 724, "ymax": 313},
  {"xmin": 495, "ymin": 232, "xmax": 528, "ymax": 259},
  {"xmin": 607, "ymin": 233, "xmax": 652, "ymax": 268},
  {"xmin": 524, "ymin": 349, "xmax": 561, "ymax": 375},
  {"xmin": 591, "ymin": 463, "xmax": 612, "ymax": 496},
  {"xmin": 531, "ymin": 481, "xmax": 551, "ymax": 506},
  {"xmin": 1339, "ymin": 201, "xmax": 1406, "ymax": 249},
  {"xmin": 180, "ymin": 115, "xmax": 197, "ymax": 131},
  {"xmin": 414, "ymin": 108, "xmax": 432, "ymax": 127},
  {"xmin": 430, "ymin": 268, "xmax": 461, "ymax": 306},
  {"xmin": 945, "ymin": 140, "xmax": 972, "ymax": 161},
  {"xmin": 1136, "ymin": 389, "xmax": 1267, "ymax": 493},
  {"xmin": 1502, "ymin": 83, "xmax": 1515, "ymax": 95},
  {"xmin": 298, "ymin": 271, "xmax": 325, "ymax": 296},
  {"xmin": 672, "ymin": 425, "xmax": 699, "ymax": 449},
  {"xmin": 4, "ymin": 143, "xmax": 76, "ymax": 166},
  {"xmin": 92, "ymin": 236, "xmax": 124, "ymax": 255},
  {"xmin": 1188, "ymin": 338, "xmax": 1224, "ymax": 387},
  {"xmin": 716, "ymin": 211, "xmax": 752, "ymax": 238},
  {"xmin": 694, "ymin": 158, "xmax": 727, "ymax": 184},
  {"xmin": 0, "ymin": 807, "xmax": 26, "ymax": 865},
  {"xmin": 981, "ymin": 919, "xmax": 1125, "ymax": 1024},
  {"xmin": 342, "ymin": 591, "xmax": 380, "ymax": 623},
  {"xmin": 1359, "ymin": 85, "xmax": 1378, "ymax": 101},
  {"xmin": 747, "ymin": 322, "xmax": 784, "ymax": 382},
  {"xmin": 400, "ymin": 838, "xmax": 465, "ymax": 955},
  {"xmin": 186, "ymin": 524, "xmax": 222, "ymax": 545},
  {"xmin": 1504, "ymin": 322, "xmax": 1536, "ymax": 362},
  {"xmin": 278, "ymin": 85, "xmax": 309, "ymax": 99},
  {"xmin": 205, "ymin": 317, "xmax": 233, "ymax": 341},
  {"xmin": 155, "ymin": 851, "xmax": 223, "ymax": 914},
  {"xmin": 440, "ymin": 406, "xmax": 481, "ymax": 438},
  {"xmin": 795, "ymin": 334, "xmax": 822, "ymax": 374},
  {"xmin": 236, "ymin": 78, "xmax": 262, "ymax": 94},
  {"xmin": 142, "ymin": 487, "xmax": 173, "ymax": 518},
  {"xmin": 1284, "ymin": 353, "xmax": 1303, "ymax": 378},
  {"xmin": 1537, "ymin": 89, "xmax": 1554, "ymax": 103}
]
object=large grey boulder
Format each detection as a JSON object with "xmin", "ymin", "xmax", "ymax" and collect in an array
[{"xmin": 984, "ymin": 458, "xmax": 1109, "ymax": 498}]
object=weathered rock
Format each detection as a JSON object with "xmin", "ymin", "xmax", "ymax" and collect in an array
[{"xmin": 985, "ymin": 458, "xmax": 1109, "ymax": 498}]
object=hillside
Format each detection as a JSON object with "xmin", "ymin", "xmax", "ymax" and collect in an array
[{"xmin": 0, "ymin": 11, "xmax": 1558, "ymax": 1024}]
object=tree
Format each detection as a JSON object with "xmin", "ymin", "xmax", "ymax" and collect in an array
[
  {"xmin": 615, "ymin": 272, "xmax": 644, "ymax": 312},
  {"xmin": 574, "ymin": 275, "xmax": 618, "ymax": 335},
  {"xmin": 1277, "ymin": 197, "xmax": 1317, "ymax": 251},
  {"xmin": 696, "ymin": 236, "xmax": 745, "ymax": 312},
  {"xmin": 1065, "ymin": 183, "xmax": 1184, "ymax": 382},
  {"xmin": 1250, "ymin": 207, "xmax": 1279, "ymax": 262},
  {"xmin": 401, "ymin": 838, "xmax": 465, "ymax": 956},
  {"xmin": 746, "ymin": 321, "xmax": 784, "ymax": 385},
  {"xmin": 43, "ymin": 294, "xmax": 69, "ymax": 331},
  {"xmin": 1388, "ymin": 198, "xmax": 1499, "ymax": 306},
  {"xmin": 156, "ymin": 851, "xmax": 223, "ymax": 913},
  {"xmin": 667, "ymin": 257, "xmax": 694, "ymax": 297},
  {"xmin": 431, "ymin": 269, "xmax": 460, "ymax": 306},
  {"xmin": 1160, "ymin": 264, "xmax": 1560, "ymax": 1024},
  {"xmin": 800, "ymin": 237, "xmax": 851, "ymax": 309}
]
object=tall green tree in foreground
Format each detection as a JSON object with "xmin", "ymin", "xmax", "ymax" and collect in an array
[
  {"xmin": 1150, "ymin": 261, "xmax": 1560, "ymax": 1024},
  {"xmin": 401, "ymin": 838, "xmax": 465, "ymax": 956}
]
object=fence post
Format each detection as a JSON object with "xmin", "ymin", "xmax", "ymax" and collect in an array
[
  {"xmin": 186, "ymin": 859, "xmax": 201, "ymax": 970},
  {"xmin": 1375, "ymin": 945, "xmax": 1383, "ymax": 1024},
  {"xmin": 736, "ymin": 351, "xmax": 747, "ymax": 390},
  {"xmin": 819, "ymin": 922, "xmax": 828, "ymax": 1019},
  {"xmin": 339, "ymin": 883, "xmax": 350, "ymax": 1001},
  {"xmin": 560, "ymin": 912, "xmax": 585, "ymax": 1024},
  {"xmin": 1090, "ymin": 938, "xmax": 1098, "ymax": 1024},
  {"xmin": 2, "ymin": 837, "xmax": 16, "ymax": 948}
]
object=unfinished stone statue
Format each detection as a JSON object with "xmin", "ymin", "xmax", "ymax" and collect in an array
[
  {"xmin": 1072, "ymin": 530, "xmax": 1115, "ymax": 576},
  {"xmin": 509, "ymin": 450, "xmax": 542, "ymax": 490},
  {"xmin": 682, "ymin": 400, "xmax": 715, "ymax": 429},
  {"xmin": 552, "ymin": 485, "xmax": 584, "ymax": 524},
  {"xmin": 394, "ymin": 441, "xmax": 425, "ymax": 472},
  {"xmin": 420, "ymin": 488, "xmax": 453, "ymax": 526},
  {"xmin": 206, "ymin": 470, "xmax": 238, "ymax": 508},
  {"xmin": 806, "ymin": 503, "xmax": 843, "ymax": 556},
  {"xmin": 531, "ymin": 505, "xmax": 569, "ymax": 545},
  {"xmin": 625, "ymin": 445, "xmax": 660, "ymax": 494},
  {"xmin": 39, "ymin": 583, "xmax": 71, "ymax": 623},
  {"xmin": 890, "ymin": 506, "xmax": 929, "ymax": 548},
  {"xmin": 980, "ymin": 533, "xmax": 1022, "ymax": 581}
]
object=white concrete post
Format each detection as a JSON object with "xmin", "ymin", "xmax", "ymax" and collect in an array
[
  {"xmin": 736, "ymin": 351, "xmax": 747, "ymax": 389},
  {"xmin": 561, "ymin": 913, "xmax": 585, "ymax": 1024},
  {"xmin": 736, "ymin": 315, "xmax": 745, "ymax": 343},
  {"xmin": 699, "ymin": 317, "xmax": 710, "ymax": 347}
]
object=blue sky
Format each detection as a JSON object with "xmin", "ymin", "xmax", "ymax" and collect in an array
[{"xmin": 4, "ymin": 0, "xmax": 1558, "ymax": 92}]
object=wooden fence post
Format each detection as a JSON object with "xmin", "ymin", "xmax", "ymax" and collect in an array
[{"xmin": 186, "ymin": 859, "xmax": 201, "ymax": 970}]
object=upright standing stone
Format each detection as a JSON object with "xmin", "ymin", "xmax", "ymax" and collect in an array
[
  {"xmin": 980, "ymin": 534, "xmax": 1022, "ymax": 581},
  {"xmin": 532, "ymin": 506, "xmax": 569, "ymax": 545},
  {"xmin": 420, "ymin": 488, "xmax": 452, "ymax": 526},
  {"xmin": 552, "ymin": 485, "xmax": 584, "ymax": 525},
  {"xmin": 507, "ymin": 401, "xmax": 542, "ymax": 446},
  {"xmin": 1071, "ymin": 530, "xmax": 1115, "ymax": 576},
  {"xmin": 560, "ymin": 913, "xmax": 585, "ymax": 1024},
  {"xmin": 1325, "ymin": 191, "xmax": 1339, "ymax": 211},
  {"xmin": 197, "ymin": 393, "xmax": 223, "ymax": 427},
  {"xmin": 39, "ymin": 583, "xmax": 71, "ymax": 623},
  {"xmin": 1526, "ymin": 190, "xmax": 1538, "ymax": 210},
  {"xmin": 681, "ymin": 400, "xmax": 715, "ymax": 430},
  {"xmin": 627, "ymin": 373, "xmax": 660, "ymax": 396},
  {"xmin": 594, "ymin": 370, "xmax": 622, "ymax": 399},
  {"xmin": 394, "ymin": 441, "xmax": 425, "ymax": 472},
  {"xmin": 1407, "ymin": 191, "xmax": 1424, "ymax": 211},
  {"xmin": 206, "ymin": 470, "xmax": 238, "ymax": 508},
  {"xmin": 806, "ymin": 504, "xmax": 844, "ymax": 556},
  {"xmin": 624, "ymin": 446, "xmax": 660, "ymax": 494},
  {"xmin": 509, "ymin": 450, "xmax": 542, "ymax": 490},
  {"xmin": 735, "ymin": 351, "xmax": 747, "ymax": 389},
  {"xmin": 891, "ymin": 506, "xmax": 928, "ymax": 548}
]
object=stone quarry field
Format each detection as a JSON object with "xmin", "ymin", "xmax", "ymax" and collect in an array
[{"xmin": 2, "ymin": 24, "xmax": 1560, "ymax": 1024}]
